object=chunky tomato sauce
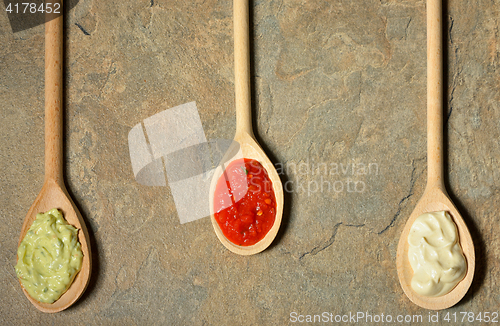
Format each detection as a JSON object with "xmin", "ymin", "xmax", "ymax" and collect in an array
[{"xmin": 213, "ymin": 158, "xmax": 276, "ymax": 246}]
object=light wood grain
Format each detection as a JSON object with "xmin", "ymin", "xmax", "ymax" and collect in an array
[
  {"xmin": 17, "ymin": 2, "xmax": 92, "ymax": 313},
  {"xmin": 396, "ymin": 0, "xmax": 475, "ymax": 310},
  {"xmin": 210, "ymin": 0, "xmax": 284, "ymax": 255}
]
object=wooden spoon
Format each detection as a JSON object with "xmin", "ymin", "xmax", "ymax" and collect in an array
[
  {"xmin": 396, "ymin": 0, "xmax": 474, "ymax": 310},
  {"xmin": 210, "ymin": 0, "xmax": 283, "ymax": 255},
  {"xmin": 17, "ymin": 4, "xmax": 92, "ymax": 313}
]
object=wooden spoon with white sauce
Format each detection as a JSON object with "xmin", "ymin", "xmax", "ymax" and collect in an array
[
  {"xmin": 396, "ymin": 0, "xmax": 474, "ymax": 310},
  {"xmin": 17, "ymin": 3, "xmax": 92, "ymax": 312},
  {"xmin": 210, "ymin": 0, "xmax": 284, "ymax": 255}
]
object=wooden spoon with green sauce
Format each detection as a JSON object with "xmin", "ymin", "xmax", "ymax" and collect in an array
[
  {"xmin": 17, "ymin": 3, "xmax": 92, "ymax": 312},
  {"xmin": 396, "ymin": 0, "xmax": 474, "ymax": 310},
  {"xmin": 210, "ymin": 0, "xmax": 284, "ymax": 255}
]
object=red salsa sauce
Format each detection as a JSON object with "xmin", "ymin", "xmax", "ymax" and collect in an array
[{"xmin": 213, "ymin": 158, "xmax": 277, "ymax": 246}]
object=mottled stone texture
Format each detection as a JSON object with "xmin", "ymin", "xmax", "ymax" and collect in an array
[{"xmin": 1, "ymin": 0, "xmax": 499, "ymax": 325}]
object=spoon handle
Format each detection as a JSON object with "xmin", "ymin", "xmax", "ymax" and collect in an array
[
  {"xmin": 233, "ymin": 0, "xmax": 253, "ymax": 137},
  {"xmin": 427, "ymin": 0, "xmax": 445, "ymax": 189},
  {"xmin": 44, "ymin": 4, "xmax": 64, "ymax": 185}
]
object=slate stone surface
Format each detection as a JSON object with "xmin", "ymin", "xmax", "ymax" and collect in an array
[{"xmin": 1, "ymin": 0, "xmax": 499, "ymax": 325}]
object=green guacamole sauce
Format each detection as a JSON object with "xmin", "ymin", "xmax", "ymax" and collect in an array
[{"xmin": 15, "ymin": 208, "xmax": 83, "ymax": 303}]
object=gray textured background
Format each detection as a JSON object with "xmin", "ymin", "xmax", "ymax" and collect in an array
[{"xmin": 1, "ymin": 0, "xmax": 499, "ymax": 325}]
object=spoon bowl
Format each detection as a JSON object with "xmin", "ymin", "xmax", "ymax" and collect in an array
[
  {"xmin": 396, "ymin": 0, "xmax": 474, "ymax": 309},
  {"xmin": 17, "ymin": 3, "xmax": 92, "ymax": 312},
  {"xmin": 396, "ymin": 187, "xmax": 474, "ymax": 310},
  {"xmin": 210, "ymin": 0, "xmax": 283, "ymax": 255},
  {"xmin": 18, "ymin": 180, "xmax": 92, "ymax": 313},
  {"xmin": 210, "ymin": 132, "xmax": 284, "ymax": 255}
]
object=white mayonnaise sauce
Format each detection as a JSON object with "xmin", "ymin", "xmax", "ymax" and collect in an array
[{"xmin": 408, "ymin": 211, "xmax": 466, "ymax": 297}]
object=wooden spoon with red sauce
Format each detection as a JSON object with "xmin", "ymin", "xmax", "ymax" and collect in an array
[{"xmin": 209, "ymin": 0, "xmax": 283, "ymax": 255}]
